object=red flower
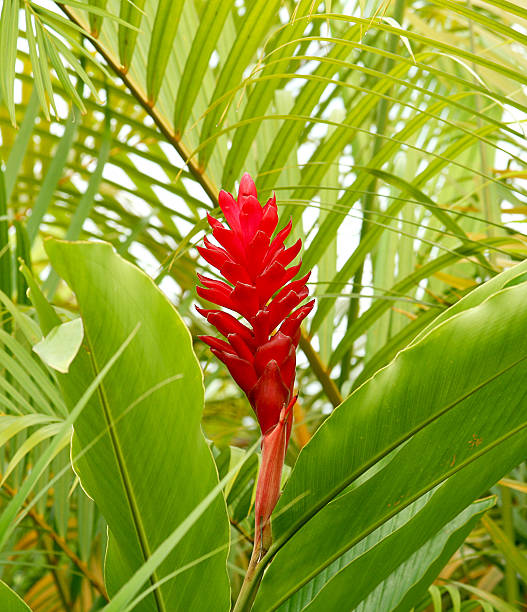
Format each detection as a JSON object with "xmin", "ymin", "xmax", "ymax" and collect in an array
[
  {"xmin": 197, "ymin": 173, "xmax": 313, "ymax": 559},
  {"xmin": 196, "ymin": 173, "xmax": 313, "ymax": 440}
]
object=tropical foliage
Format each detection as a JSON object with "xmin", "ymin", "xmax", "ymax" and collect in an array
[{"xmin": 1, "ymin": 0, "xmax": 527, "ymax": 610}]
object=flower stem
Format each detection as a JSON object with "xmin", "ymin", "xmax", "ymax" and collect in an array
[
  {"xmin": 232, "ymin": 548, "xmax": 265, "ymax": 612},
  {"xmin": 233, "ymin": 400, "xmax": 294, "ymax": 611}
]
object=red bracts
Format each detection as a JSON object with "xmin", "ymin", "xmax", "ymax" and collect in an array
[
  {"xmin": 196, "ymin": 173, "xmax": 314, "ymax": 440},
  {"xmin": 197, "ymin": 173, "xmax": 313, "ymax": 559}
]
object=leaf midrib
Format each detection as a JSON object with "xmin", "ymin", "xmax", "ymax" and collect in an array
[{"xmin": 85, "ymin": 333, "xmax": 166, "ymax": 612}]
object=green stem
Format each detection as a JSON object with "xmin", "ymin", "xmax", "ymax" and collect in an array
[
  {"xmin": 299, "ymin": 329, "xmax": 342, "ymax": 407},
  {"xmin": 233, "ymin": 544, "xmax": 277, "ymax": 612},
  {"xmin": 500, "ymin": 484, "xmax": 519, "ymax": 605},
  {"xmin": 234, "ymin": 403, "xmax": 294, "ymax": 611},
  {"xmin": 232, "ymin": 551, "xmax": 264, "ymax": 612}
]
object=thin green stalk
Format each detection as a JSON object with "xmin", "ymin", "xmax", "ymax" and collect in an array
[
  {"xmin": 500, "ymin": 484, "xmax": 519, "ymax": 605},
  {"xmin": 0, "ymin": 170, "xmax": 11, "ymax": 304},
  {"xmin": 42, "ymin": 535, "xmax": 73, "ymax": 610},
  {"xmin": 299, "ymin": 329, "xmax": 342, "ymax": 407},
  {"xmin": 232, "ymin": 554, "xmax": 264, "ymax": 612}
]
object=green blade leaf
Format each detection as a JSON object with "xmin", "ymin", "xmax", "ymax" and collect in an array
[
  {"xmin": 198, "ymin": 0, "xmax": 282, "ymax": 169},
  {"xmin": 146, "ymin": 0, "xmax": 185, "ymax": 106},
  {"xmin": 26, "ymin": 109, "xmax": 79, "ymax": 245},
  {"xmin": 13, "ymin": 221, "xmax": 31, "ymax": 305},
  {"xmin": 118, "ymin": 0, "xmax": 146, "ymax": 72},
  {"xmin": 0, "ymin": 580, "xmax": 31, "ymax": 611},
  {"xmin": 43, "ymin": 105, "xmax": 112, "ymax": 298},
  {"xmin": 89, "ymin": 0, "xmax": 108, "ymax": 37},
  {"xmin": 284, "ymin": 496, "xmax": 493, "ymax": 612},
  {"xmin": 482, "ymin": 515, "xmax": 527, "ymax": 585},
  {"xmin": 102, "ymin": 440, "xmax": 259, "ymax": 612},
  {"xmin": 172, "ymin": 0, "xmax": 234, "ymax": 137},
  {"xmin": 5, "ymin": 87, "xmax": 40, "ymax": 201},
  {"xmin": 221, "ymin": 0, "xmax": 323, "ymax": 190},
  {"xmin": 45, "ymin": 239, "xmax": 231, "ymax": 612},
  {"xmin": 0, "ymin": 169, "xmax": 11, "ymax": 300},
  {"xmin": 0, "ymin": 0, "xmax": 19, "ymax": 125},
  {"xmin": 251, "ymin": 269, "xmax": 527, "ymax": 609}
]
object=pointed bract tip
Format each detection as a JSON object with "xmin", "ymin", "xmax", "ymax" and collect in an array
[
  {"xmin": 206, "ymin": 212, "xmax": 223, "ymax": 230},
  {"xmin": 280, "ymin": 393, "xmax": 298, "ymax": 423},
  {"xmin": 303, "ymin": 298, "xmax": 315, "ymax": 313},
  {"xmin": 195, "ymin": 305, "xmax": 214, "ymax": 318},
  {"xmin": 239, "ymin": 172, "xmax": 257, "ymax": 199},
  {"xmin": 266, "ymin": 193, "xmax": 277, "ymax": 208}
]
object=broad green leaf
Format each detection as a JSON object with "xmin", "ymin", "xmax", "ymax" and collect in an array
[
  {"xmin": 0, "ymin": 318, "xmax": 136, "ymax": 550},
  {"xmin": 33, "ymin": 318, "xmax": 84, "ymax": 373},
  {"xmin": 254, "ymin": 434, "xmax": 524, "ymax": 611},
  {"xmin": 388, "ymin": 501, "xmax": 489, "ymax": 612},
  {"xmin": 102, "ymin": 439, "xmax": 260, "ymax": 612},
  {"xmin": 290, "ymin": 496, "xmax": 493, "ymax": 612},
  {"xmin": 0, "ymin": 580, "xmax": 31, "ymax": 611},
  {"xmin": 250, "ymin": 272, "xmax": 527, "ymax": 609},
  {"xmin": 45, "ymin": 239, "xmax": 231, "ymax": 612},
  {"xmin": 351, "ymin": 308, "xmax": 439, "ymax": 391}
]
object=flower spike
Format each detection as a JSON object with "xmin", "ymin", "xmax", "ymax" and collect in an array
[
  {"xmin": 196, "ymin": 172, "xmax": 313, "ymax": 571},
  {"xmin": 197, "ymin": 172, "xmax": 313, "ymax": 439}
]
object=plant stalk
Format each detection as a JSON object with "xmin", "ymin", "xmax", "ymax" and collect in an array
[
  {"xmin": 233, "ymin": 401, "xmax": 294, "ymax": 611},
  {"xmin": 500, "ymin": 484, "xmax": 519, "ymax": 605}
]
